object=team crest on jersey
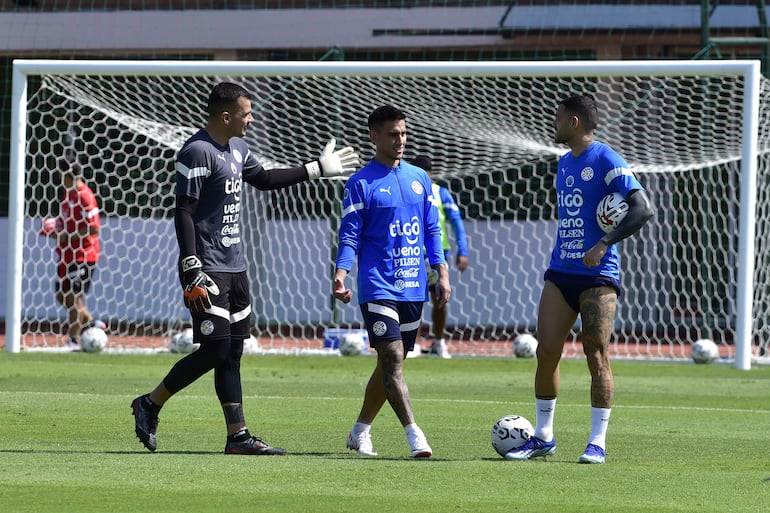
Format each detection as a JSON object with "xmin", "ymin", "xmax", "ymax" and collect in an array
[
  {"xmin": 372, "ymin": 321, "xmax": 387, "ymax": 336},
  {"xmin": 233, "ymin": 149, "xmax": 243, "ymax": 163},
  {"xmin": 581, "ymin": 167, "xmax": 594, "ymax": 181},
  {"xmin": 200, "ymin": 320, "xmax": 215, "ymax": 336},
  {"xmin": 411, "ymin": 181, "xmax": 423, "ymax": 195}
]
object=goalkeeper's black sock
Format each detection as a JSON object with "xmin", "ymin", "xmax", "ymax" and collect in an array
[
  {"xmin": 142, "ymin": 395, "xmax": 161, "ymax": 414},
  {"xmin": 228, "ymin": 429, "xmax": 251, "ymax": 442}
]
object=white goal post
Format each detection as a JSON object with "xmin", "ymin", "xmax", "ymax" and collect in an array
[{"xmin": 5, "ymin": 59, "xmax": 764, "ymax": 369}]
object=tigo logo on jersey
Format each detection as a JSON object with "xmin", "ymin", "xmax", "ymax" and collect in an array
[{"xmin": 389, "ymin": 216, "xmax": 420, "ymax": 244}]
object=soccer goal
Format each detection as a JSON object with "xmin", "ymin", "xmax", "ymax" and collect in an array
[{"xmin": 6, "ymin": 59, "xmax": 767, "ymax": 369}]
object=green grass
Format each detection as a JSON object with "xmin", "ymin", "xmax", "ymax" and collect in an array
[{"xmin": 0, "ymin": 352, "xmax": 768, "ymax": 513}]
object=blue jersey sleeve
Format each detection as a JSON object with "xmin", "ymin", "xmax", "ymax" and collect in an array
[
  {"xmin": 336, "ymin": 178, "xmax": 364, "ymax": 272},
  {"xmin": 439, "ymin": 186, "xmax": 469, "ymax": 257},
  {"xmin": 424, "ymin": 180, "xmax": 445, "ymax": 267}
]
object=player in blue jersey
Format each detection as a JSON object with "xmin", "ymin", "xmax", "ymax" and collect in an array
[
  {"xmin": 131, "ymin": 82, "xmax": 359, "ymax": 456},
  {"xmin": 505, "ymin": 95, "xmax": 653, "ymax": 464},
  {"xmin": 410, "ymin": 155, "xmax": 469, "ymax": 359},
  {"xmin": 333, "ymin": 105, "xmax": 450, "ymax": 458}
]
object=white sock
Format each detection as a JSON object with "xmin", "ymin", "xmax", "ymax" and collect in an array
[
  {"xmin": 404, "ymin": 423, "xmax": 424, "ymax": 440},
  {"xmin": 352, "ymin": 422, "xmax": 371, "ymax": 435},
  {"xmin": 404, "ymin": 423, "xmax": 428, "ymax": 450},
  {"xmin": 533, "ymin": 398, "xmax": 557, "ymax": 442},
  {"xmin": 587, "ymin": 407, "xmax": 611, "ymax": 448}
]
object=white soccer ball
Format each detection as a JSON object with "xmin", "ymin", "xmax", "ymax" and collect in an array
[
  {"xmin": 691, "ymin": 338, "xmax": 719, "ymax": 364},
  {"xmin": 339, "ymin": 332, "xmax": 366, "ymax": 356},
  {"xmin": 169, "ymin": 328, "xmax": 198, "ymax": 354},
  {"xmin": 491, "ymin": 414, "xmax": 534, "ymax": 457},
  {"xmin": 513, "ymin": 333, "xmax": 538, "ymax": 358},
  {"xmin": 596, "ymin": 192, "xmax": 629, "ymax": 234},
  {"xmin": 243, "ymin": 334, "xmax": 261, "ymax": 355},
  {"xmin": 80, "ymin": 327, "xmax": 108, "ymax": 353}
]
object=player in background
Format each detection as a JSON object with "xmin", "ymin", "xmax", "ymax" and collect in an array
[
  {"xmin": 410, "ymin": 155, "xmax": 469, "ymax": 359},
  {"xmin": 333, "ymin": 105, "xmax": 450, "ymax": 458},
  {"xmin": 39, "ymin": 157, "xmax": 104, "ymax": 350},
  {"xmin": 131, "ymin": 82, "xmax": 359, "ymax": 456},
  {"xmin": 505, "ymin": 95, "xmax": 653, "ymax": 464}
]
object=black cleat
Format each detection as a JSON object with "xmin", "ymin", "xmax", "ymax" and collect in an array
[
  {"xmin": 225, "ymin": 435, "xmax": 287, "ymax": 456},
  {"xmin": 131, "ymin": 394, "xmax": 159, "ymax": 452}
]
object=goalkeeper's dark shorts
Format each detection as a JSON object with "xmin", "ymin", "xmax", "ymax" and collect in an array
[
  {"xmin": 56, "ymin": 262, "xmax": 96, "ymax": 295},
  {"xmin": 360, "ymin": 299, "xmax": 423, "ymax": 352},
  {"xmin": 191, "ymin": 271, "xmax": 251, "ymax": 343},
  {"xmin": 544, "ymin": 269, "xmax": 621, "ymax": 314}
]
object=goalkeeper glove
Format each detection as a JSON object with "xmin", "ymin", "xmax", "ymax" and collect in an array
[
  {"xmin": 179, "ymin": 255, "xmax": 220, "ymax": 313},
  {"xmin": 304, "ymin": 138, "xmax": 360, "ymax": 179}
]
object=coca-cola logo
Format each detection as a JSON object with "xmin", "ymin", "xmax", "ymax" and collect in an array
[
  {"xmin": 394, "ymin": 268, "xmax": 419, "ymax": 279},
  {"xmin": 221, "ymin": 224, "xmax": 240, "ymax": 236}
]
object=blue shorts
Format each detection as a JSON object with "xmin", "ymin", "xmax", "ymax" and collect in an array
[
  {"xmin": 360, "ymin": 299, "xmax": 423, "ymax": 351},
  {"xmin": 544, "ymin": 269, "xmax": 621, "ymax": 313}
]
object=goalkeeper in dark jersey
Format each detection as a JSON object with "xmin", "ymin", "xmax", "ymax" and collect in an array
[
  {"xmin": 131, "ymin": 82, "xmax": 359, "ymax": 455},
  {"xmin": 333, "ymin": 105, "xmax": 451, "ymax": 458}
]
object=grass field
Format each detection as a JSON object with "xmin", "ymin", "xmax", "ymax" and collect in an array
[{"xmin": 0, "ymin": 352, "xmax": 768, "ymax": 513}]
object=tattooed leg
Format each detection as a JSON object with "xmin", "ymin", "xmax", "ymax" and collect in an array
[{"xmin": 578, "ymin": 287, "xmax": 617, "ymax": 408}]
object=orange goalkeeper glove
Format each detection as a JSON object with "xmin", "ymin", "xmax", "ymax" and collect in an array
[{"xmin": 179, "ymin": 255, "xmax": 220, "ymax": 313}]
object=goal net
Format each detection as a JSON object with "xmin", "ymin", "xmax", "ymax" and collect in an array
[{"xmin": 6, "ymin": 60, "xmax": 768, "ymax": 367}]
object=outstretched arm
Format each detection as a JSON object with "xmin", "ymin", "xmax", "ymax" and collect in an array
[{"xmin": 245, "ymin": 138, "xmax": 360, "ymax": 190}]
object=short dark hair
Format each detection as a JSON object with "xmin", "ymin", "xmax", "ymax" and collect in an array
[
  {"xmin": 207, "ymin": 82, "xmax": 252, "ymax": 117},
  {"xmin": 410, "ymin": 155, "xmax": 432, "ymax": 172},
  {"xmin": 368, "ymin": 105, "xmax": 406, "ymax": 131},
  {"xmin": 559, "ymin": 95, "xmax": 599, "ymax": 132},
  {"xmin": 58, "ymin": 157, "xmax": 81, "ymax": 177}
]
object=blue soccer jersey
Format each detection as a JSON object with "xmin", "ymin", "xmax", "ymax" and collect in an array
[
  {"xmin": 175, "ymin": 129, "xmax": 265, "ymax": 273},
  {"xmin": 336, "ymin": 160, "xmax": 445, "ymax": 304},
  {"xmin": 548, "ymin": 141, "xmax": 643, "ymax": 280}
]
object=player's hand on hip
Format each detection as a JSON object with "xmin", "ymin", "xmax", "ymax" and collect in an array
[
  {"xmin": 179, "ymin": 255, "xmax": 220, "ymax": 313},
  {"xmin": 583, "ymin": 241, "xmax": 608, "ymax": 267},
  {"xmin": 304, "ymin": 138, "xmax": 360, "ymax": 179}
]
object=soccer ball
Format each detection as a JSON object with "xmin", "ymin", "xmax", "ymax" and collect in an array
[
  {"xmin": 691, "ymin": 338, "xmax": 719, "ymax": 364},
  {"xmin": 80, "ymin": 327, "xmax": 108, "ymax": 353},
  {"xmin": 513, "ymin": 333, "xmax": 538, "ymax": 358},
  {"xmin": 491, "ymin": 415, "xmax": 534, "ymax": 457},
  {"xmin": 169, "ymin": 328, "xmax": 198, "ymax": 354},
  {"xmin": 339, "ymin": 332, "xmax": 366, "ymax": 356},
  {"xmin": 243, "ymin": 334, "xmax": 261, "ymax": 355},
  {"xmin": 596, "ymin": 192, "xmax": 629, "ymax": 234}
]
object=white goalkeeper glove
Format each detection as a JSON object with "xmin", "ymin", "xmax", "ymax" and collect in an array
[
  {"xmin": 304, "ymin": 138, "xmax": 360, "ymax": 180},
  {"xmin": 179, "ymin": 255, "xmax": 220, "ymax": 313}
]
